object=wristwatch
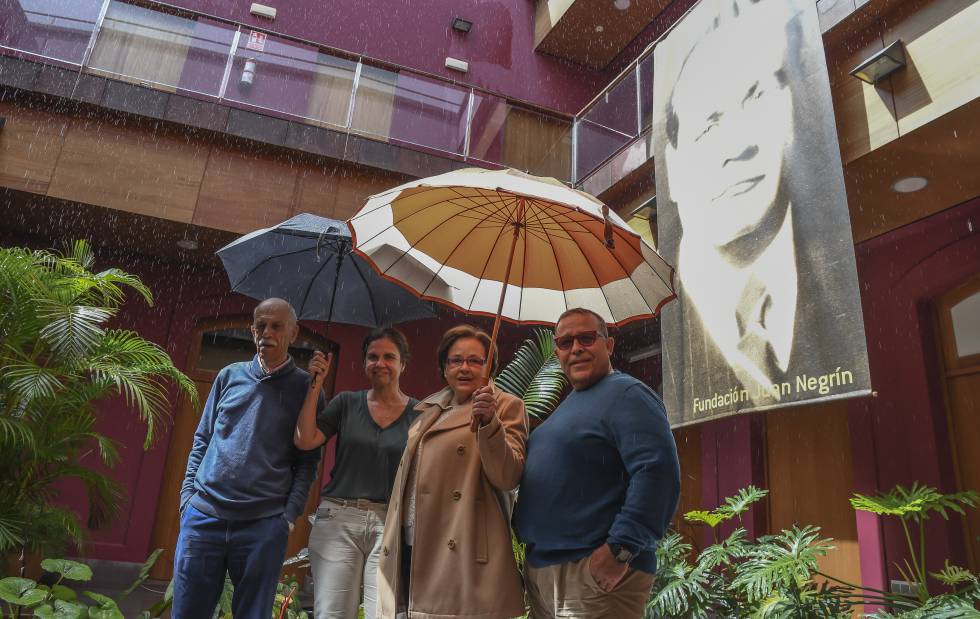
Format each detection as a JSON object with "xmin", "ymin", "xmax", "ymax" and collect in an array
[{"xmin": 607, "ymin": 543, "xmax": 634, "ymax": 564}]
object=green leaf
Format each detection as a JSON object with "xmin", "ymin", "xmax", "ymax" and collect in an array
[
  {"xmin": 83, "ymin": 591, "xmax": 124, "ymax": 619},
  {"xmin": 42, "ymin": 558, "xmax": 94, "ymax": 582},
  {"xmin": 718, "ymin": 485, "xmax": 769, "ymax": 519},
  {"xmin": 121, "ymin": 548, "xmax": 164, "ymax": 598},
  {"xmin": 684, "ymin": 510, "xmax": 727, "ymax": 528},
  {"xmin": 0, "ymin": 576, "xmax": 45, "ymax": 605},
  {"xmin": 930, "ymin": 560, "xmax": 977, "ymax": 587},
  {"xmin": 850, "ymin": 483, "xmax": 978, "ymax": 522},
  {"xmin": 51, "ymin": 583, "xmax": 78, "ymax": 601},
  {"xmin": 34, "ymin": 600, "xmax": 89, "ymax": 619}
]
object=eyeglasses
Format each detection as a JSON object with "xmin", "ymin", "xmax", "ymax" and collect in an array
[
  {"xmin": 554, "ymin": 330, "xmax": 602, "ymax": 351},
  {"xmin": 447, "ymin": 356, "xmax": 486, "ymax": 369}
]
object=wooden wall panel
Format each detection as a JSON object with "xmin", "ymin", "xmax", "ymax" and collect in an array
[
  {"xmin": 886, "ymin": 0, "xmax": 980, "ymax": 135},
  {"xmin": 47, "ymin": 118, "xmax": 207, "ymax": 222},
  {"xmin": 671, "ymin": 424, "xmax": 703, "ymax": 538},
  {"xmin": 827, "ymin": 25, "xmax": 899, "ymax": 164},
  {"xmin": 767, "ymin": 402, "xmax": 863, "ymax": 587},
  {"xmin": 332, "ymin": 168, "xmax": 404, "ymax": 221},
  {"xmin": 194, "ymin": 148, "xmax": 298, "ymax": 234},
  {"xmin": 0, "ymin": 102, "xmax": 67, "ymax": 194}
]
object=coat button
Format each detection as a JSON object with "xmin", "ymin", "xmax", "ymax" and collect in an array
[
  {"xmin": 457, "ymin": 445, "xmax": 465, "ymax": 455},
  {"xmin": 448, "ymin": 539, "xmax": 456, "ymax": 550},
  {"xmin": 383, "ymin": 546, "xmax": 389, "ymax": 556},
  {"xmin": 452, "ymin": 491, "xmax": 461, "ymax": 501}
]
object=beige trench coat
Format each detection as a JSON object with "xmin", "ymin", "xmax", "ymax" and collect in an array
[{"xmin": 376, "ymin": 385, "xmax": 528, "ymax": 619}]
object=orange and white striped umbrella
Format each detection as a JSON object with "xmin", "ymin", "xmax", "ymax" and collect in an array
[{"xmin": 348, "ymin": 167, "xmax": 675, "ymax": 331}]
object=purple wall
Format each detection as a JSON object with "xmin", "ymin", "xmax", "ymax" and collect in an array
[
  {"xmin": 162, "ymin": 0, "xmax": 605, "ymax": 114},
  {"xmin": 850, "ymin": 197, "xmax": 980, "ymax": 583}
]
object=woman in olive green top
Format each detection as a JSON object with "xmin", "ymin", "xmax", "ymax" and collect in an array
[{"xmin": 295, "ymin": 328, "xmax": 418, "ymax": 619}]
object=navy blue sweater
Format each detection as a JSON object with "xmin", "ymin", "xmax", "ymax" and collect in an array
[
  {"xmin": 513, "ymin": 371, "xmax": 680, "ymax": 574},
  {"xmin": 180, "ymin": 356, "xmax": 321, "ymax": 523}
]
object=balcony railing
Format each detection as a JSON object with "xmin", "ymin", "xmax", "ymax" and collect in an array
[
  {"xmin": 0, "ymin": 0, "xmax": 657, "ymax": 187},
  {"xmin": 0, "ymin": 0, "xmax": 576, "ymax": 182}
]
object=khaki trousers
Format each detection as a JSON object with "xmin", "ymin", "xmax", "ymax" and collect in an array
[{"xmin": 526, "ymin": 555, "xmax": 654, "ymax": 619}]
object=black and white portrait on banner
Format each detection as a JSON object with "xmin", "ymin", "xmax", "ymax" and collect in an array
[{"xmin": 651, "ymin": 0, "xmax": 872, "ymax": 426}]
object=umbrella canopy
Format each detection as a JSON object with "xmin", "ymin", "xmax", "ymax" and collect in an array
[
  {"xmin": 217, "ymin": 213, "xmax": 438, "ymax": 327},
  {"xmin": 348, "ymin": 168, "xmax": 675, "ymax": 328}
]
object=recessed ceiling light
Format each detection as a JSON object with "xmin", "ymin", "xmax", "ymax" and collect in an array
[
  {"xmin": 595, "ymin": 25, "xmax": 604, "ymax": 33},
  {"xmin": 891, "ymin": 176, "xmax": 928, "ymax": 193},
  {"xmin": 176, "ymin": 238, "xmax": 199, "ymax": 250},
  {"xmin": 614, "ymin": 0, "xmax": 631, "ymax": 9}
]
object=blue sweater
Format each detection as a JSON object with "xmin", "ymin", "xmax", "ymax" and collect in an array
[
  {"xmin": 513, "ymin": 371, "xmax": 680, "ymax": 574},
  {"xmin": 180, "ymin": 356, "xmax": 321, "ymax": 523}
]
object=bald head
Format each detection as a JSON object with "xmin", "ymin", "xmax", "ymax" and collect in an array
[
  {"xmin": 254, "ymin": 297, "xmax": 298, "ymax": 326},
  {"xmin": 251, "ymin": 298, "xmax": 299, "ymax": 368}
]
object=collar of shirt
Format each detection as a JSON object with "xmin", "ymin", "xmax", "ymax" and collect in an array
[
  {"xmin": 254, "ymin": 354, "xmax": 293, "ymax": 377},
  {"xmin": 678, "ymin": 207, "xmax": 798, "ymax": 376}
]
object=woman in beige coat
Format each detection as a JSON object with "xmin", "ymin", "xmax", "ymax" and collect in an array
[{"xmin": 376, "ymin": 325, "xmax": 528, "ymax": 619}]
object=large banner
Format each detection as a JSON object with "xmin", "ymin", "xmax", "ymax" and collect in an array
[{"xmin": 652, "ymin": 0, "xmax": 871, "ymax": 426}]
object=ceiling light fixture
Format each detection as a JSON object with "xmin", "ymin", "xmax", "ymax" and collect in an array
[
  {"xmin": 595, "ymin": 25, "xmax": 604, "ymax": 33},
  {"xmin": 890, "ymin": 176, "xmax": 928, "ymax": 193},
  {"xmin": 850, "ymin": 40, "xmax": 906, "ymax": 84},
  {"xmin": 451, "ymin": 17, "xmax": 472, "ymax": 33},
  {"xmin": 614, "ymin": 0, "xmax": 631, "ymax": 10},
  {"xmin": 176, "ymin": 235, "xmax": 199, "ymax": 250}
]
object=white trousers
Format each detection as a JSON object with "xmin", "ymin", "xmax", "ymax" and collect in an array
[{"xmin": 308, "ymin": 499, "xmax": 387, "ymax": 619}]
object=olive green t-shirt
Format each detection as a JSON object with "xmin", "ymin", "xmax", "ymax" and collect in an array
[{"xmin": 317, "ymin": 390, "xmax": 419, "ymax": 502}]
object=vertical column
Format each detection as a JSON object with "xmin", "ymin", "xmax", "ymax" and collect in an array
[{"xmin": 701, "ymin": 413, "xmax": 767, "ymax": 542}]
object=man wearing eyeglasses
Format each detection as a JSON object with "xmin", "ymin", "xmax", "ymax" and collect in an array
[{"xmin": 513, "ymin": 308, "xmax": 680, "ymax": 618}]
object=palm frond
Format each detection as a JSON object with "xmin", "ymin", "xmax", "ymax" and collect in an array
[
  {"xmin": 36, "ymin": 300, "xmax": 113, "ymax": 359},
  {"xmin": 1, "ymin": 362, "xmax": 65, "ymax": 403},
  {"xmin": 0, "ymin": 415, "xmax": 35, "ymax": 451},
  {"xmin": 495, "ymin": 329, "xmax": 567, "ymax": 419}
]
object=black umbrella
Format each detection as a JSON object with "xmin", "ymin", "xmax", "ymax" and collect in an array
[{"xmin": 217, "ymin": 213, "xmax": 437, "ymax": 327}]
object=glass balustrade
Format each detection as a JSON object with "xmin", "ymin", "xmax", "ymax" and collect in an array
[
  {"xmin": 87, "ymin": 2, "xmax": 234, "ymax": 97},
  {"xmin": 0, "ymin": 0, "xmax": 102, "ymax": 66},
  {"xmin": 223, "ymin": 31, "xmax": 357, "ymax": 129},
  {"xmin": 2, "ymin": 0, "xmax": 675, "ymax": 187}
]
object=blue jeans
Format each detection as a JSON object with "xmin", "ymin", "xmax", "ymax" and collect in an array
[{"xmin": 172, "ymin": 504, "xmax": 290, "ymax": 619}]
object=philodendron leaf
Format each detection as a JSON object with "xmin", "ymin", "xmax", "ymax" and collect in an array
[
  {"xmin": 42, "ymin": 559, "xmax": 94, "ymax": 582},
  {"xmin": 51, "ymin": 583, "xmax": 78, "ymax": 601},
  {"xmin": 34, "ymin": 600, "xmax": 89, "ymax": 619},
  {"xmin": 83, "ymin": 591, "xmax": 124, "ymax": 619},
  {"xmin": 0, "ymin": 576, "xmax": 46, "ymax": 605}
]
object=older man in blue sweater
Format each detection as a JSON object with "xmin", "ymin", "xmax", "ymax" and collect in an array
[
  {"xmin": 172, "ymin": 298, "xmax": 322, "ymax": 619},
  {"xmin": 514, "ymin": 307, "xmax": 681, "ymax": 618}
]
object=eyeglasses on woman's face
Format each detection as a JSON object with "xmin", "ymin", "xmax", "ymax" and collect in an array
[{"xmin": 446, "ymin": 356, "xmax": 486, "ymax": 369}]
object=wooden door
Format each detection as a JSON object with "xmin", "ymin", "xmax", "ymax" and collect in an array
[
  {"xmin": 767, "ymin": 402, "xmax": 863, "ymax": 590},
  {"xmin": 149, "ymin": 318, "xmax": 337, "ymax": 579},
  {"xmin": 936, "ymin": 275, "xmax": 980, "ymax": 571}
]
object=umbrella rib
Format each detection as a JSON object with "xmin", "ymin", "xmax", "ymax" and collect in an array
[
  {"xmin": 534, "ymin": 203, "xmax": 573, "ymax": 317},
  {"xmin": 297, "ymin": 250, "xmax": 340, "ymax": 319},
  {"xmin": 460, "ymin": 191, "xmax": 521, "ymax": 312},
  {"xmin": 226, "ymin": 241, "xmax": 343, "ymax": 289},
  {"xmin": 348, "ymin": 254, "xmax": 382, "ymax": 327},
  {"xmin": 522, "ymin": 200, "xmax": 571, "ymax": 244},
  {"xmin": 352, "ymin": 190, "xmax": 512, "ymax": 250},
  {"xmin": 376, "ymin": 194, "xmax": 517, "ymax": 302}
]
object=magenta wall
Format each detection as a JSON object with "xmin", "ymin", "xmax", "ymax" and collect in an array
[{"xmin": 163, "ymin": 0, "xmax": 605, "ymax": 114}]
